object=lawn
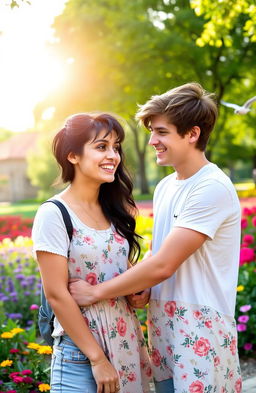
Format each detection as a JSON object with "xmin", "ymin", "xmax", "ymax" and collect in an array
[{"xmin": 0, "ymin": 201, "xmax": 40, "ymax": 218}]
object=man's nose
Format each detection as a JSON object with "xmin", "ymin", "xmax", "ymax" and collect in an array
[{"xmin": 148, "ymin": 132, "xmax": 158, "ymax": 146}]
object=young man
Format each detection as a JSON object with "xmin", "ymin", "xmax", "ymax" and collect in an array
[{"xmin": 69, "ymin": 83, "xmax": 242, "ymax": 393}]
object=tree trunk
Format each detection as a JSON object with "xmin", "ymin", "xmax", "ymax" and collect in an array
[{"xmin": 128, "ymin": 119, "xmax": 149, "ymax": 194}]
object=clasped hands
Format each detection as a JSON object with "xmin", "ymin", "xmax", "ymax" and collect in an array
[{"xmin": 68, "ymin": 278, "xmax": 150, "ymax": 309}]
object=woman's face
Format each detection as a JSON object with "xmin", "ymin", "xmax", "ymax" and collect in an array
[{"xmin": 69, "ymin": 129, "xmax": 121, "ymax": 185}]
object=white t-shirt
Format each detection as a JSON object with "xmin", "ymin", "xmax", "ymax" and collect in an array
[{"xmin": 151, "ymin": 163, "xmax": 241, "ymax": 317}]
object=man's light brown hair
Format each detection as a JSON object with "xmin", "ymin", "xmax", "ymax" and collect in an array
[{"xmin": 136, "ymin": 82, "xmax": 218, "ymax": 151}]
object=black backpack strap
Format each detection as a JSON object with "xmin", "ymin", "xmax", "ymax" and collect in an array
[{"xmin": 42, "ymin": 199, "xmax": 73, "ymax": 257}]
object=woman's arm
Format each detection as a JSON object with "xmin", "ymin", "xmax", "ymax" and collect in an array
[{"xmin": 37, "ymin": 251, "xmax": 119, "ymax": 393}]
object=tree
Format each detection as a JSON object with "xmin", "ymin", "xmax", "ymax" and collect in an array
[{"xmin": 190, "ymin": 0, "xmax": 256, "ymax": 46}]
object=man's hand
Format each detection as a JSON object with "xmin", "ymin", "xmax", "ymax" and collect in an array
[
  {"xmin": 68, "ymin": 279, "xmax": 97, "ymax": 306},
  {"xmin": 126, "ymin": 288, "xmax": 151, "ymax": 309}
]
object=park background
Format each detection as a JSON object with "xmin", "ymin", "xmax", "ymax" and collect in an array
[{"xmin": 0, "ymin": 0, "xmax": 256, "ymax": 392}]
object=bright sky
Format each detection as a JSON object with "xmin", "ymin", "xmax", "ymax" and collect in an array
[{"xmin": 0, "ymin": 0, "xmax": 67, "ymax": 132}]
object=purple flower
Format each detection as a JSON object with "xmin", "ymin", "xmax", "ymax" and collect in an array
[
  {"xmin": 15, "ymin": 274, "xmax": 25, "ymax": 280},
  {"xmin": 244, "ymin": 343, "xmax": 253, "ymax": 351},
  {"xmin": 237, "ymin": 323, "xmax": 247, "ymax": 332},
  {"xmin": 24, "ymin": 291, "xmax": 31, "ymax": 296},
  {"xmin": 238, "ymin": 315, "xmax": 249, "ymax": 323},
  {"xmin": 8, "ymin": 313, "xmax": 23, "ymax": 320},
  {"xmin": 239, "ymin": 304, "xmax": 252, "ymax": 312}
]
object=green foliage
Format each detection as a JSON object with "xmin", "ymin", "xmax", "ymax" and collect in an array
[
  {"xmin": 27, "ymin": 135, "xmax": 60, "ymax": 200},
  {"xmin": 190, "ymin": 0, "xmax": 256, "ymax": 46}
]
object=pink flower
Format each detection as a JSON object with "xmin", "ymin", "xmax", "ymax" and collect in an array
[
  {"xmin": 235, "ymin": 377, "xmax": 242, "ymax": 393},
  {"xmin": 252, "ymin": 216, "xmax": 256, "ymax": 227},
  {"xmin": 241, "ymin": 218, "xmax": 248, "ymax": 229},
  {"xmin": 242, "ymin": 207, "xmax": 252, "ymax": 216},
  {"xmin": 242, "ymin": 234, "xmax": 254, "ymax": 244},
  {"xmin": 244, "ymin": 343, "xmax": 253, "ymax": 351},
  {"xmin": 229, "ymin": 370, "xmax": 234, "ymax": 379},
  {"xmin": 230, "ymin": 338, "xmax": 237, "ymax": 355},
  {"xmin": 22, "ymin": 376, "xmax": 33, "ymax": 383},
  {"xmin": 155, "ymin": 327, "xmax": 161, "ymax": 336},
  {"xmin": 30, "ymin": 304, "xmax": 39, "ymax": 310},
  {"xmin": 117, "ymin": 317, "xmax": 127, "ymax": 337},
  {"xmin": 193, "ymin": 337, "xmax": 211, "ymax": 357},
  {"xmin": 145, "ymin": 366, "xmax": 152, "ymax": 377},
  {"xmin": 181, "ymin": 373, "xmax": 188, "ymax": 380},
  {"xmin": 193, "ymin": 310, "xmax": 203, "ymax": 320},
  {"xmin": 166, "ymin": 345, "xmax": 173, "ymax": 356},
  {"xmin": 164, "ymin": 301, "xmax": 176, "ymax": 318},
  {"xmin": 214, "ymin": 356, "xmax": 220, "ymax": 366},
  {"xmin": 113, "ymin": 232, "xmax": 125, "ymax": 244},
  {"xmin": 13, "ymin": 376, "xmax": 24, "ymax": 383},
  {"xmin": 237, "ymin": 323, "xmax": 247, "ymax": 332},
  {"xmin": 85, "ymin": 272, "xmax": 97, "ymax": 285},
  {"xmin": 127, "ymin": 372, "xmax": 136, "ymax": 381},
  {"xmin": 239, "ymin": 247, "xmax": 255, "ymax": 265},
  {"xmin": 21, "ymin": 370, "xmax": 32, "ymax": 375},
  {"xmin": 83, "ymin": 236, "xmax": 94, "ymax": 245},
  {"xmin": 205, "ymin": 320, "xmax": 212, "ymax": 329},
  {"xmin": 239, "ymin": 304, "xmax": 251, "ymax": 312},
  {"xmin": 189, "ymin": 380, "xmax": 204, "ymax": 393},
  {"xmin": 151, "ymin": 348, "xmax": 162, "ymax": 367},
  {"xmin": 238, "ymin": 315, "xmax": 249, "ymax": 323},
  {"xmin": 9, "ymin": 348, "xmax": 19, "ymax": 353}
]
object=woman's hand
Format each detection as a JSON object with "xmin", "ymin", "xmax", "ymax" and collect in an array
[
  {"xmin": 91, "ymin": 358, "xmax": 120, "ymax": 393},
  {"xmin": 126, "ymin": 288, "xmax": 151, "ymax": 309},
  {"xmin": 68, "ymin": 278, "xmax": 97, "ymax": 306}
]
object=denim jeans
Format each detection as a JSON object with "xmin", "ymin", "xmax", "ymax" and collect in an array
[
  {"xmin": 154, "ymin": 378, "xmax": 175, "ymax": 393},
  {"xmin": 50, "ymin": 335, "xmax": 97, "ymax": 393}
]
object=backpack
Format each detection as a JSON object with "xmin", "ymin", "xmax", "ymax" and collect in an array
[{"xmin": 38, "ymin": 199, "xmax": 73, "ymax": 346}]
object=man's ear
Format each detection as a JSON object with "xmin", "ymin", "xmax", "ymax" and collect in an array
[
  {"xmin": 67, "ymin": 151, "xmax": 79, "ymax": 165},
  {"xmin": 189, "ymin": 126, "xmax": 201, "ymax": 144}
]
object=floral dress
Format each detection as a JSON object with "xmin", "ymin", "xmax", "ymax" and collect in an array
[
  {"xmin": 148, "ymin": 299, "xmax": 242, "ymax": 393},
  {"xmin": 50, "ymin": 212, "xmax": 152, "ymax": 393}
]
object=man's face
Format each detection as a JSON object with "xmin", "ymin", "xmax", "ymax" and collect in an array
[{"xmin": 148, "ymin": 114, "xmax": 191, "ymax": 168}]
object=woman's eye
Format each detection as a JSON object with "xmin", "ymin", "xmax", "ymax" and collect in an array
[
  {"xmin": 97, "ymin": 145, "xmax": 106, "ymax": 150},
  {"xmin": 113, "ymin": 146, "xmax": 120, "ymax": 152}
]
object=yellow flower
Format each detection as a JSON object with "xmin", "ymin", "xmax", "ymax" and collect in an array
[
  {"xmin": 0, "ymin": 359, "xmax": 13, "ymax": 367},
  {"xmin": 1, "ymin": 332, "xmax": 14, "ymax": 339},
  {"xmin": 10, "ymin": 327, "xmax": 24, "ymax": 335},
  {"xmin": 38, "ymin": 383, "xmax": 51, "ymax": 391},
  {"xmin": 27, "ymin": 342, "xmax": 40, "ymax": 350},
  {"xmin": 237, "ymin": 285, "xmax": 244, "ymax": 292},
  {"xmin": 37, "ymin": 345, "xmax": 53, "ymax": 355},
  {"xmin": 141, "ymin": 325, "xmax": 147, "ymax": 332}
]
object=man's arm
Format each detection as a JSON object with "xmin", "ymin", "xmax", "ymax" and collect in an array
[{"xmin": 69, "ymin": 227, "xmax": 207, "ymax": 305}]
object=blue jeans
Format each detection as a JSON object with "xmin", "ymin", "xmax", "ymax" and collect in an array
[
  {"xmin": 154, "ymin": 378, "xmax": 174, "ymax": 393},
  {"xmin": 50, "ymin": 335, "xmax": 97, "ymax": 393}
]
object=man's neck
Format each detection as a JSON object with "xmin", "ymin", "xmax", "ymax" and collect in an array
[{"xmin": 175, "ymin": 154, "xmax": 210, "ymax": 180}]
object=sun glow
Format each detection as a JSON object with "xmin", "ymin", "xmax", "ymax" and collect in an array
[{"xmin": 0, "ymin": 0, "xmax": 67, "ymax": 132}]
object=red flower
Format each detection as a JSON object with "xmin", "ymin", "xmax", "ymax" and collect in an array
[
  {"xmin": 193, "ymin": 310, "xmax": 203, "ymax": 320},
  {"xmin": 117, "ymin": 317, "xmax": 127, "ymax": 337},
  {"xmin": 230, "ymin": 338, "xmax": 237, "ymax": 356},
  {"xmin": 9, "ymin": 348, "xmax": 19, "ymax": 353},
  {"xmin": 214, "ymin": 356, "xmax": 220, "ymax": 366},
  {"xmin": 151, "ymin": 348, "xmax": 161, "ymax": 367},
  {"xmin": 164, "ymin": 301, "xmax": 176, "ymax": 318},
  {"xmin": 189, "ymin": 380, "xmax": 204, "ymax": 393},
  {"xmin": 85, "ymin": 272, "xmax": 97, "ymax": 285},
  {"xmin": 127, "ymin": 372, "xmax": 136, "ymax": 381},
  {"xmin": 235, "ymin": 377, "xmax": 242, "ymax": 393},
  {"xmin": 193, "ymin": 337, "xmax": 211, "ymax": 357},
  {"xmin": 241, "ymin": 218, "xmax": 248, "ymax": 229},
  {"xmin": 205, "ymin": 320, "xmax": 212, "ymax": 329}
]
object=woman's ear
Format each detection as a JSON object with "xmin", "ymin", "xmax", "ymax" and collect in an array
[
  {"xmin": 189, "ymin": 126, "xmax": 201, "ymax": 144},
  {"xmin": 67, "ymin": 152, "xmax": 79, "ymax": 165}
]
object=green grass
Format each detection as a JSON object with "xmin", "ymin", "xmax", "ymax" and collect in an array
[{"xmin": 0, "ymin": 202, "xmax": 40, "ymax": 218}]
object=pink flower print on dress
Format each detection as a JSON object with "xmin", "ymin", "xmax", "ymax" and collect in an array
[
  {"xmin": 155, "ymin": 327, "xmax": 161, "ymax": 336},
  {"xmin": 117, "ymin": 317, "xmax": 127, "ymax": 337},
  {"xmin": 230, "ymin": 338, "xmax": 237, "ymax": 355},
  {"xmin": 193, "ymin": 337, "xmax": 211, "ymax": 357},
  {"xmin": 189, "ymin": 380, "xmax": 204, "ymax": 393},
  {"xmin": 151, "ymin": 348, "xmax": 161, "ymax": 367},
  {"xmin": 193, "ymin": 310, "xmax": 203, "ymax": 320},
  {"xmin": 85, "ymin": 272, "xmax": 98, "ymax": 285},
  {"xmin": 235, "ymin": 378, "xmax": 242, "ymax": 393},
  {"xmin": 127, "ymin": 372, "xmax": 137, "ymax": 382},
  {"xmin": 83, "ymin": 236, "xmax": 95, "ymax": 245},
  {"xmin": 214, "ymin": 356, "xmax": 220, "ymax": 366},
  {"xmin": 75, "ymin": 267, "xmax": 81, "ymax": 274},
  {"xmin": 205, "ymin": 319, "xmax": 212, "ymax": 329},
  {"xmin": 164, "ymin": 301, "xmax": 176, "ymax": 317},
  {"xmin": 145, "ymin": 366, "xmax": 152, "ymax": 377},
  {"xmin": 113, "ymin": 232, "xmax": 125, "ymax": 244},
  {"xmin": 166, "ymin": 345, "xmax": 173, "ymax": 356},
  {"xmin": 69, "ymin": 257, "xmax": 76, "ymax": 263}
]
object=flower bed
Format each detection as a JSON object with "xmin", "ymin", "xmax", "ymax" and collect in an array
[{"xmin": 0, "ymin": 217, "xmax": 33, "ymax": 242}]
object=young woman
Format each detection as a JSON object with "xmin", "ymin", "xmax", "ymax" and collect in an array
[{"xmin": 32, "ymin": 113, "xmax": 152, "ymax": 393}]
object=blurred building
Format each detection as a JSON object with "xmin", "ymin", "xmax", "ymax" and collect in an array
[{"xmin": 0, "ymin": 132, "xmax": 39, "ymax": 202}]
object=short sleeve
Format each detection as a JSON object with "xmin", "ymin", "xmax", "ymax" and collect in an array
[
  {"xmin": 32, "ymin": 202, "xmax": 70, "ymax": 258},
  {"xmin": 174, "ymin": 180, "xmax": 235, "ymax": 239}
]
